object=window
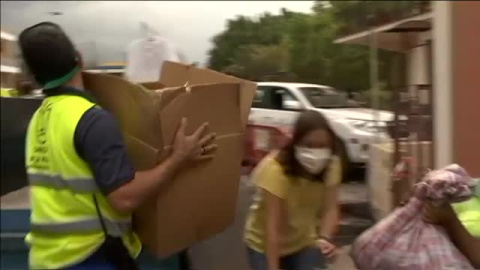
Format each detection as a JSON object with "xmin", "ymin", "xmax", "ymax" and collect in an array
[
  {"xmin": 271, "ymin": 87, "xmax": 302, "ymax": 111},
  {"xmin": 299, "ymin": 87, "xmax": 352, "ymax": 109},
  {"xmin": 252, "ymin": 86, "xmax": 268, "ymax": 108},
  {"xmin": 254, "ymin": 85, "xmax": 302, "ymax": 111}
]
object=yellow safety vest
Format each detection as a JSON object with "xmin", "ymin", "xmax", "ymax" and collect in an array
[
  {"xmin": 0, "ymin": 88, "xmax": 19, "ymax": 97},
  {"xmin": 25, "ymin": 93, "xmax": 141, "ymax": 269},
  {"xmin": 453, "ymin": 189, "xmax": 480, "ymax": 238}
]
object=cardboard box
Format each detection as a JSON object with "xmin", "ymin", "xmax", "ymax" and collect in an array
[
  {"xmin": 83, "ymin": 63, "xmax": 256, "ymax": 257},
  {"xmin": 160, "ymin": 61, "xmax": 256, "ymax": 128}
]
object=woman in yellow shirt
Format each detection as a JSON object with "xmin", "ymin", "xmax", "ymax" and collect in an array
[{"xmin": 245, "ymin": 110, "xmax": 341, "ymax": 270}]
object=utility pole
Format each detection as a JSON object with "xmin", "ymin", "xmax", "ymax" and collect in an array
[{"xmin": 366, "ymin": 1, "xmax": 380, "ymax": 144}]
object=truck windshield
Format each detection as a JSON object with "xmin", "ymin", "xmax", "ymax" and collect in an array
[{"xmin": 299, "ymin": 87, "xmax": 356, "ymax": 109}]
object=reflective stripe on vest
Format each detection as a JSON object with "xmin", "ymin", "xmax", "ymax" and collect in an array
[
  {"xmin": 29, "ymin": 172, "xmax": 132, "ymax": 237},
  {"xmin": 28, "ymin": 173, "xmax": 98, "ymax": 193},
  {"xmin": 31, "ymin": 218, "xmax": 131, "ymax": 237}
]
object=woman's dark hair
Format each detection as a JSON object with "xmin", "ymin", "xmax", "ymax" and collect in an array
[
  {"xmin": 277, "ymin": 110, "xmax": 337, "ymax": 182},
  {"xmin": 18, "ymin": 22, "xmax": 78, "ymax": 87}
]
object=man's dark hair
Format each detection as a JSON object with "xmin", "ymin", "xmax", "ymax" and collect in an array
[
  {"xmin": 277, "ymin": 110, "xmax": 337, "ymax": 183},
  {"xmin": 18, "ymin": 22, "xmax": 78, "ymax": 87}
]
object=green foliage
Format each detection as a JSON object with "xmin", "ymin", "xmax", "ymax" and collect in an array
[
  {"xmin": 223, "ymin": 38, "xmax": 290, "ymax": 81},
  {"xmin": 207, "ymin": 1, "xmax": 410, "ymax": 94}
]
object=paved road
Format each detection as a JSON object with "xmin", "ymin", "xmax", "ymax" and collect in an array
[
  {"xmin": 189, "ymin": 176, "xmax": 365, "ymax": 270},
  {"xmin": 1, "ymin": 177, "xmax": 364, "ymax": 269}
]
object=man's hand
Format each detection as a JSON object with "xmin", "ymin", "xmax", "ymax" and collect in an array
[
  {"xmin": 171, "ymin": 118, "xmax": 217, "ymax": 165},
  {"xmin": 423, "ymin": 201, "xmax": 456, "ymax": 226}
]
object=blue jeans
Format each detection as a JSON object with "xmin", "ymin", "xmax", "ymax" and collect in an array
[{"xmin": 247, "ymin": 246, "xmax": 327, "ymax": 270}]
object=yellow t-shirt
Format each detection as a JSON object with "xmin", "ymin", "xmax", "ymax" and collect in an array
[{"xmin": 244, "ymin": 153, "xmax": 342, "ymax": 255}]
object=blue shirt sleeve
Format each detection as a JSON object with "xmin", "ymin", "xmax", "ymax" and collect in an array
[{"xmin": 74, "ymin": 106, "xmax": 135, "ymax": 195}]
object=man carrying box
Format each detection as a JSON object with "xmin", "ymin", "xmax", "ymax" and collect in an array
[{"xmin": 19, "ymin": 21, "xmax": 217, "ymax": 270}]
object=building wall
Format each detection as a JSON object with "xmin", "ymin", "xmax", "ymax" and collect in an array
[
  {"xmin": 452, "ymin": 1, "xmax": 480, "ymax": 176},
  {"xmin": 0, "ymin": 72, "xmax": 17, "ymax": 88},
  {"xmin": 1, "ymin": 35, "xmax": 19, "ymax": 65},
  {"xmin": 1, "ymin": 31, "xmax": 20, "ymax": 89},
  {"xmin": 433, "ymin": 1, "xmax": 454, "ymax": 168}
]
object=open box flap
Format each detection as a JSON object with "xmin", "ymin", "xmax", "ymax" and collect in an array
[
  {"xmin": 160, "ymin": 61, "xmax": 256, "ymax": 129},
  {"xmin": 83, "ymin": 72, "xmax": 163, "ymax": 149},
  {"xmin": 83, "ymin": 72, "xmax": 163, "ymax": 170}
]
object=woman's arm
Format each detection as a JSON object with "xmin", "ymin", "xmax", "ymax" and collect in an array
[
  {"xmin": 317, "ymin": 184, "xmax": 340, "ymax": 259},
  {"xmin": 424, "ymin": 202, "xmax": 480, "ymax": 268},
  {"xmin": 265, "ymin": 190, "xmax": 283, "ymax": 270},
  {"xmin": 320, "ymin": 157, "xmax": 341, "ymax": 240},
  {"xmin": 444, "ymin": 215, "xmax": 480, "ymax": 268},
  {"xmin": 319, "ymin": 184, "xmax": 340, "ymax": 240}
]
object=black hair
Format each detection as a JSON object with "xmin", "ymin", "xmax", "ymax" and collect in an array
[
  {"xmin": 277, "ymin": 110, "xmax": 337, "ymax": 182},
  {"xmin": 18, "ymin": 22, "xmax": 78, "ymax": 87}
]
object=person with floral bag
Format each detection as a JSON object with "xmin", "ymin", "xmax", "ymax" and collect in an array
[{"xmin": 423, "ymin": 178, "xmax": 480, "ymax": 268}]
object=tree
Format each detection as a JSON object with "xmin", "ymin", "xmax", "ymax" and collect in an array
[
  {"xmin": 207, "ymin": 11, "xmax": 300, "ymax": 71},
  {"xmin": 207, "ymin": 1, "xmax": 409, "ymax": 95},
  {"xmin": 223, "ymin": 38, "xmax": 290, "ymax": 81}
]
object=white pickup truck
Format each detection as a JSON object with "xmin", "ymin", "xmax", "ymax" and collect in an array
[{"xmin": 248, "ymin": 82, "xmax": 394, "ymax": 172}]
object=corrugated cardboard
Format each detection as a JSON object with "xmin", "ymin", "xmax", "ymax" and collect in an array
[
  {"xmin": 83, "ymin": 64, "xmax": 256, "ymax": 257},
  {"xmin": 83, "ymin": 72, "xmax": 163, "ymax": 170},
  {"xmin": 160, "ymin": 61, "xmax": 256, "ymax": 129}
]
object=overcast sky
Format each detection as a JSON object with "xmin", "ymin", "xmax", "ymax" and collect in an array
[{"xmin": 1, "ymin": 1, "xmax": 314, "ymax": 66}]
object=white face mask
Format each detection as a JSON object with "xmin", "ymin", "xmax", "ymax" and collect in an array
[{"xmin": 295, "ymin": 146, "xmax": 332, "ymax": 174}]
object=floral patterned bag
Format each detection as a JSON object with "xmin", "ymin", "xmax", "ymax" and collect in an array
[{"xmin": 351, "ymin": 164, "xmax": 476, "ymax": 270}]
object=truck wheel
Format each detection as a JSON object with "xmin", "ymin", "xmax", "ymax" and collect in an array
[{"xmin": 337, "ymin": 139, "xmax": 351, "ymax": 182}]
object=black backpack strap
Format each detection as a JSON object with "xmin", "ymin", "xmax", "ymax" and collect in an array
[{"xmin": 93, "ymin": 194, "xmax": 108, "ymax": 236}]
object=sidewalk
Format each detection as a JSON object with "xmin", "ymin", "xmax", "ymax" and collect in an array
[{"xmin": 330, "ymin": 245, "xmax": 356, "ymax": 270}]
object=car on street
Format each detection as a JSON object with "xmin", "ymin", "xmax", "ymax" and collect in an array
[{"xmin": 248, "ymin": 82, "xmax": 394, "ymax": 173}]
